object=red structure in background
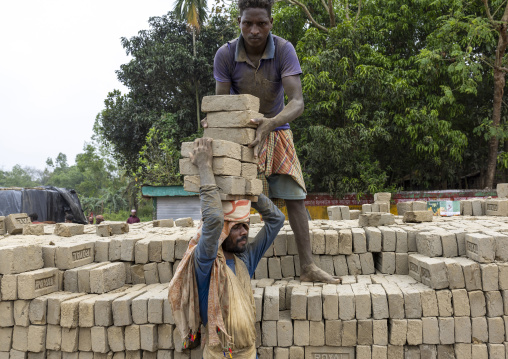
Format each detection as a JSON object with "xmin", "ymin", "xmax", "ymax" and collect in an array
[{"xmin": 304, "ymin": 189, "xmax": 497, "ymax": 207}]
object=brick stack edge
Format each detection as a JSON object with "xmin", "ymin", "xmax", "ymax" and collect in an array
[
  {"xmin": 2, "ymin": 205, "xmax": 508, "ymax": 359},
  {"xmin": 179, "ymin": 95, "xmax": 263, "ymax": 198}
]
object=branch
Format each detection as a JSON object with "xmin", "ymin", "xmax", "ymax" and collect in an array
[
  {"xmin": 345, "ymin": 0, "xmax": 350, "ymax": 21},
  {"xmin": 496, "ymin": 66, "xmax": 508, "ymax": 72},
  {"xmin": 287, "ymin": 0, "xmax": 329, "ymax": 32},
  {"xmin": 502, "ymin": 0, "xmax": 508, "ymax": 22},
  {"xmin": 483, "ymin": 0, "xmax": 494, "ymax": 21},
  {"xmin": 492, "ymin": 1, "xmax": 507, "ymax": 18},
  {"xmin": 328, "ymin": 0, "xmax": 336, "ymax": 27},
  {"xmin": 479, "ymin": 55, "xmax": 496, "ymax": 69},
  {"xmin": 355, "ymin": 0, "xmax": 362, "ymax": 25},
  {"xmin": 320, "ymin": 0, "xmax": 329, "ymax": 13}
]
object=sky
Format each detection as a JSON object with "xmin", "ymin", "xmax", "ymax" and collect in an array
[{"xmin": 0, "ymin": 0, "xmax": 175, "ymax": 172}]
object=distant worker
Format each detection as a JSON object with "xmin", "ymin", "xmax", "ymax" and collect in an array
[
  {"xmin": 95, "ymin": 215, "xmax": 104, "ymax": 225},
  {"xmin": 65, "ymin": 214, "xmax": 74, "ymax": 223},
  {"xmin": 127, "ymin": 209, "xmax": 140, "ymax": 224},
  {"xmin": 29, "ymin": 213, "xmax": 41, "ymax": 224},
  {"xmin": 88, "ymin": 212, "xmax": 94, "ymax": 224}
]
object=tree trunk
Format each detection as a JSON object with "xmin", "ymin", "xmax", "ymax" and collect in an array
[
  {"xmin": 504, "ymin": 140, "xmax": 508, "ymax": 182},
  {"xmin": 193, "ymin": 28, "xmax": 200, "ymax": 130},
  {"xmin": 486, "ymin": 23, "xmax": 508, "ymax": 188},
  {"xmin": 195, "ymin": 81, "xmax": 200, "ymax": 130}
]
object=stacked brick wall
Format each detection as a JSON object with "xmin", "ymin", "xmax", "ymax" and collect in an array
[{"xmin": 1, "ymin": 213, "xmax": 508, "ymax": 358}]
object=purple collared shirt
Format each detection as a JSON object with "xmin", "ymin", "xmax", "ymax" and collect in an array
[{"xmin": 214, "ymin": 33, "xmax": 302, "ymax": 130}]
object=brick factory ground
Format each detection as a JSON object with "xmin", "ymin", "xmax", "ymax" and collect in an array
[{"xmin": 1, "ymin": 213, "xmax": 508, "ymax": 359}]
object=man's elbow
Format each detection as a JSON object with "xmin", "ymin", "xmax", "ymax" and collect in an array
[
  {"xmin": 275, "ymin": 209, "xmax": 286, "ymax": 229},
  {"xmin": 297, "ymin": 98, "xmax": 304, "ymax": 116},
  {"xmin": 203, "ymin": 209, "xmax": 224, "ymax": 229}
]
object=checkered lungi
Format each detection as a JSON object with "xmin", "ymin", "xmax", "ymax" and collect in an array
[{"xmin": 257, "ymin": 129, "xmax": 306, "ymax": 208}]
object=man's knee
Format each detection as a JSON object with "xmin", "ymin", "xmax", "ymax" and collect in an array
[{"xmin": 285, "ymin": 199, "xmax": 305, "ymax": 209}]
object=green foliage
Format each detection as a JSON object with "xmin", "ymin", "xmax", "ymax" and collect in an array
[
  {"xmin": 272, "ymin": 2, "xmax": 308, "ymax": 46},
  {"xmin": 173, "ymin": 0, "xmax": 208, "ymax": 30},
  {"xmin": 75, "ymin": 144, "xmax": 118, "ymax": 198},
  {"xmin": 102, "ymin": 200, "xmax": 153, "ymax": 222},
  {"xmin": 0, "ymin": 165, "xmax": 43, "ymax": 188},
  {"xmin": 0, "ymin": 142, "xmax": 136, "ymax": 217},
  {"xmin": 94, "ymin": 13, "xmax": 237, "ymax": 175},
  {"xmin": 79, "ymin": 196, "xmax": 102, "ymax": 215},
  {"xmin": 280, "ymin": 0, "xmax": 504, "ymax": 194},
  {"xmin": 135, "ymin": 122, "xmax": 185, "ymax": 187},
  {"xmin": 498, "ymin": 151, "xmax": 508, "ymax": 170},
  {"xmin": 414, "ymin": 0, "xmax": 508, "ymax": 187},
  {"xmin": 67, "ymin": 1, "xmax": 508, "ymax": 197}
]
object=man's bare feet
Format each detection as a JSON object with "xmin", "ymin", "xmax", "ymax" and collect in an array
[{"xmin": 300, "ymin": 264, "xmax": 341, "ymax": 284}]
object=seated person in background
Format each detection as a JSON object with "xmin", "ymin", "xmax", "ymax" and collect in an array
[
  {"xmin": 127, "ymin": 209, "xmax": 140, "ymax": 224},
  {"xmin": 168, "ymin": 138, "xmax": 285, "ymax": 357},
  {"xmin": 95, "ymin": 215, "xmax": 104, "ymax": 225},
  {"xmin": 88, "ymin": 213, "xmax": 94, "ymax": 224},
  {"xmin": 29, "ymin": 213, "xmax": 41, "ymax": 224},
  {"xmin": 65, "ymin": 214, "xmax": 74, "ymax": 223}
]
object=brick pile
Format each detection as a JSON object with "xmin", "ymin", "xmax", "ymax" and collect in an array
[
  {"xmin": 396, "ymin": 201, "xmax": 429, "ymax": 217},
  {"xmin": 362, "ymin": 193, "xmax": 393, "ymax": 214},
  {"xmin": 327, "ymin": 206, "xmax": 360, "ymax": 221},
  {"xmin": 1, "ymin": 210, "xmax": 508, "ymax": 358},
  {"xmin": 406, "ymin": 183, "xmax": 508, "ymax": 218},
  {"xmin": 180, "ymin": 95, "xmax": 263, "ymax": 200}
]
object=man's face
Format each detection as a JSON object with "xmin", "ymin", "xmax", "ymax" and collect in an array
[
  {"xmin": 222, "ymin": 223, "xmax": 249, "ymax": 254},
  {"xmin": 237, "ymin": 8, "xmax": 273, "ymax": 49}
]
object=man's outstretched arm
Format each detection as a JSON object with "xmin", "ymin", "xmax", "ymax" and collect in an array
[
  {"xmin": 249, "ymin": 75, "xmax": 304, "ymax": 157},
  {"xmin": 216, "ymin": 81, "xmax": 231, "ymax": 95},
  {"xmin": 242, "ymin": 195, "xmax": 285, "ymax": 277}
]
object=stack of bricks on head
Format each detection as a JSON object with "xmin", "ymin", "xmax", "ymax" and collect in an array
[
  {"xmin": 179, "ymin": 94, "xmax": 263, "ymax": 202},
  {"xmin": 4, "ymin": 187, "xmax": 508, "ymax": 359}
]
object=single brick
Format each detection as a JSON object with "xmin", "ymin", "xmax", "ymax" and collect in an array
[
  {"xmin": 201, "ymin": 94, "xmax": 260, "ymax": 112},
  {"xmin": 203, "ymin": 128, "xmax": 256, "ymax": 145}
]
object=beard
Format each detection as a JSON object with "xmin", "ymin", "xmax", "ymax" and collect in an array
[{"xmin": 222, "ymin": 235, "xmax": 248, "ymax": 254}]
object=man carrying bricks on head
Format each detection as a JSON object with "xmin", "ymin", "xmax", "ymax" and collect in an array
[
  {"xmin": 203, "ymin": 0, "xmax": 340, "ymax": 284},
  {"xmin": 168, "ymin": 138, "xmax": 285, "ymax": 357}
]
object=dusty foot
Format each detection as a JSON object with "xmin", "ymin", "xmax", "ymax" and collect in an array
[{"xmin": 300, "ymin": 264, "xmax": 341, "ymax": 284}]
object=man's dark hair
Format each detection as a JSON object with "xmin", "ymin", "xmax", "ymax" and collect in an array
[
  {"xmin": 29, "ymin": 213, "xmax": 38, "ymax": 221},
  {"xmin": 238, "ymin": 0, "xmax": 274, "ymax": 16}
]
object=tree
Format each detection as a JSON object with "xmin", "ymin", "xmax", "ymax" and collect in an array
[
  {"xmin": 271, "ymin": 0, "xmax": 470, "ymax": 194},
  {"xmin": 418, "ymin": 0, "xmax": 508, "ymax": 189},
  {"xmin": 94, "ymin": 13, "xmax": 237, "ymax": 175},
  {"xmin": 134, "ymin": 113, "xmax": 200, "ymax": 187},
  {"xmin": 55, "ymin": 153, "xmax": 68, "ymax": 169},
  {"xmin": 173, "ymin": 0, "xmax": 209, "ymax": 130},
  {"xmin": 99, "ymin": 187, "xmax": 128, "ymax": 214},
  {"xmin": 0, "ymin": 165, "xmax": 42, "ymax": 188},
  {"xmin": 45, "ymin": 163, "xmax": 84, "ymax": 190},
  {"xmin": 74, "ymin": 143, "xmax": 120, "ymax": 198}
]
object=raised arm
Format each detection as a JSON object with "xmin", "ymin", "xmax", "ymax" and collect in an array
[{"xmin": 192, "ymin": 138, "xmax": 224, "ymax": 270}]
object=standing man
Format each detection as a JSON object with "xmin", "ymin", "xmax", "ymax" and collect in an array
[
  {"xmin": 205, "ymin": 0, "xmax": 340, "ymax": 283},
  {"xmin": 126, "ymin": 209, "xmax": 140, "ymax": 224},
  {"xmin": 169, "ymin": 138, "xmax": 285, "ymax": 357}
]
